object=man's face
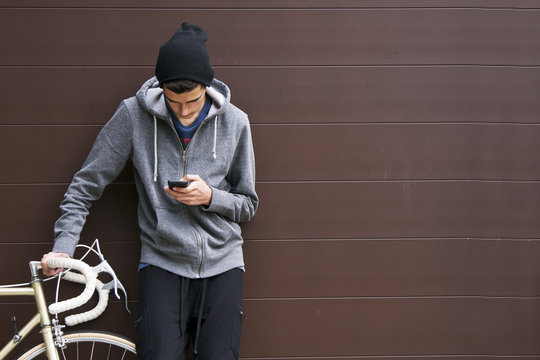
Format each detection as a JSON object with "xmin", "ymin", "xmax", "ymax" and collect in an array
[{"xmin": 163, "ymin": 85, "xmax": 207, "ymax": 126}]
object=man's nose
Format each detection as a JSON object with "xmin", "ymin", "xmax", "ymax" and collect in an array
[{"xmin": 180, "ymin": 105, "xmax": 190, "ymax": 116}]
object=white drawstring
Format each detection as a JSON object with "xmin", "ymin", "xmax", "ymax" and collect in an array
[
  {"xmin": 153, "ymin": 115, "xmax": 158, "ymax": 182},
  {"xmin": 212, "ymin": 116, "xmax": 217, "ymax": 159}
]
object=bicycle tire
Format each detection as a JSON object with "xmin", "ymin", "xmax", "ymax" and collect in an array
[{"xmin": 17, "ymin": 331, "xmax": 137, "ymax": 359}]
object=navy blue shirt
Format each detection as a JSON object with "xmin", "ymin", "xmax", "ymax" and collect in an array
[{"xmin": 166, "ymin": 95, "xmax": 212, "ymax": 149}]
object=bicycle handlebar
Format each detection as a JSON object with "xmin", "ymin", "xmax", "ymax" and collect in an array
[
  {"xmin": 47, "ymin": 258, "xmax": 98, "ymax": 320},
  {"xmin": 45, "ymin": 257, "xmax": 125, "ymax": 326},
  {"xmin": 59, "ymin": 272, "xmax": 109, "ymax": 326}
]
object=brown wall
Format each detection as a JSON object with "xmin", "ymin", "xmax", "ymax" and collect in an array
[{"xmin": 1, "ymin": 1, "xmax": 540, "ymax": 359}]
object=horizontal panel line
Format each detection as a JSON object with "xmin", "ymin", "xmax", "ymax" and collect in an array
[
  {"xmin": 2, "ymin": 180, "xmax": 540, "ymax": 187},
  {"xmin": 240, "ymin": 356, "xmax": 540, "ymax": 359},
  {"xmin": 240, "ymin": 355, "xmax": 540, "ymax": 359},
  {"xmin": 2, "ymin": 180, "xmax": 540, "ymax": 185},
  {"xmin": 0, "ymin": 300, "xmax": 137, "ymax": 305},
  {"xmin": 3, "ymin": 237, "xmax": 540, "ymax": 245},
  {"xmin": 0, "ymin": 182, "xmax": 133, "ymax": 186},
  {"xmin": 255, "ymin": 179, "xmax": 540, "ymax": 184},
  {"xmin": 3, "ymin": 6, "xmax": 540, "ymax": 11},
  {"xmin": 244, "ymin": 296, "xmax": 540, "ymax": 301},
  {"xmin": 0, "ymin": 241, "xmax": 138, "ymax": 246},
  {"xmin": 251, "ymin": 122, "xmax": 540, "ymax": 126},
  {"xmin": 0, "ymin": 124, "xmax": 104, "ymax": 127},
  {"xmin": 4, "ymin": 122, "xmax": 540, "ymax": 127},
  {"xmin": 3, "ymin": 297, "xmax": 540, "ymax": 303},
  {"xmin": 3, "ymin": 237, "xmax": 539, "ymax": 244},
  {"xmin": 1, "ymin": 64, "xmax": 540, "ymax": 69},
  {"xmin": 244, "ymin": 236, "xmax": 540, "ymax": 242},
  {"xmin": 3, "ymin": 237, "xmax": 540, "ymax": 244}
]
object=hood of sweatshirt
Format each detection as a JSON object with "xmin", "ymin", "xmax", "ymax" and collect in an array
[
  {"xmin": 135, "ymin": 76, "xmax": 230, "ymax": 121},
  {"xmin": 135, "ymin": 77, "xmax": 232, "ymax": 182}
]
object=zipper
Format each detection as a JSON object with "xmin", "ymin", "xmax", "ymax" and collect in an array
[
  {"xmin": 181, "ymin": 150, "xmax": 187, "ymax": 177},
  {"xmin": 173, "ymin": 117, "xmax": 209, "ymax": 278}
]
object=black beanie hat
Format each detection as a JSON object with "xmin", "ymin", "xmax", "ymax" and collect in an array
[{"xmin": 155, "ymin": 22, "xmax": 214, "ymax": 87}]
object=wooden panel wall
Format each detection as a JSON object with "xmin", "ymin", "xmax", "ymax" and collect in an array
[{"xmin": 1, "ymin": 1, "xmax": 540, "ymax": 359}]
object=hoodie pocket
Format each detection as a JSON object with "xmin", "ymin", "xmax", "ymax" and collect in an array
[
  {"xmin": 154, "ymin": 207, "xmax": 197, "ymax": 256},
  {"xmin": 230, "ymin": 306, "xmax": 245, "ymax": 359},
  {"xmin": 195, "ymin": 210, "xmax": 241, "ymax": 249},
  {"xmin": 134, "ymin": 313, "xmax": 152, "ymax": 359}
]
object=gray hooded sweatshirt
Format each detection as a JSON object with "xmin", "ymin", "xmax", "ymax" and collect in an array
[{"xmin": 52, "ymin": 77, "xmax": 258, "ymax": 279}]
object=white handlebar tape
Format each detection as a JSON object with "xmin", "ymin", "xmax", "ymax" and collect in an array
[
  {"xmin": 47, "ymin": 258, "xmax": 97, "ymax": 316},
  {"xmin": 60, "ymin": 272, "xmax": 110, "ymax": 326}
]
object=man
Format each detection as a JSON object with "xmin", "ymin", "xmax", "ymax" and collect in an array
[{"xmin": 41, "ymin": 22, "xmax": 258, "ymax": 360}]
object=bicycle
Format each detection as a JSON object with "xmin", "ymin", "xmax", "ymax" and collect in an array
[{"xmin": 0, "ymin": 241, "xmax": 137, "ymax": 359}]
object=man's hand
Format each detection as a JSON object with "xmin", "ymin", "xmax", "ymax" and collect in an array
[
  {"xmin": 165, "ymin": 174, "xmax": 213, "ymax": 206},
  {"xmin": 41, "ymin": 252, "xmax": 70, "ymax": 276}
]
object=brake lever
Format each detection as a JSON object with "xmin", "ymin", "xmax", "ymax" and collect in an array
[{"xmin": 92, "ymin": 260, "xmax": 131, "ymax": 314}]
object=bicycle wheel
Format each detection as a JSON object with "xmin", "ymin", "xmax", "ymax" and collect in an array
[{"xmin": 17, "ymin": 331, "xmax": 137, "ymax": 360}]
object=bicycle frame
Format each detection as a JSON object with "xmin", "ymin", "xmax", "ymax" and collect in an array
[{"xmin": 0, "ymin": 261, "xmax": 59, "ymax": 360}]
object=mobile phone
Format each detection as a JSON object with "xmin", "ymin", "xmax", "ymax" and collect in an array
[{"xmin": 168, "ymin": 180, "xmax": 190, "ymax": 188}]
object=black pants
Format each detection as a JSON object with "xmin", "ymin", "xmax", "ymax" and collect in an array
[{"xmin": 135, "ymin": 266, "xmax": 244, "ymax": 360}]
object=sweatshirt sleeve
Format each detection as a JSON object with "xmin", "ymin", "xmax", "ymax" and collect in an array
[
  {"xmin": 203, "ymin": 119, "xmax": 258, "ymax": 223},
  {"xmin": 52, "ymin": 102, "xmax": 133, "ymax": 256}
]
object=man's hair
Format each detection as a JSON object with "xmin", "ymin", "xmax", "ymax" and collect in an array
[{"xmin": 161, "ymin": 79, "xmax": 202, "ymax": 94}]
